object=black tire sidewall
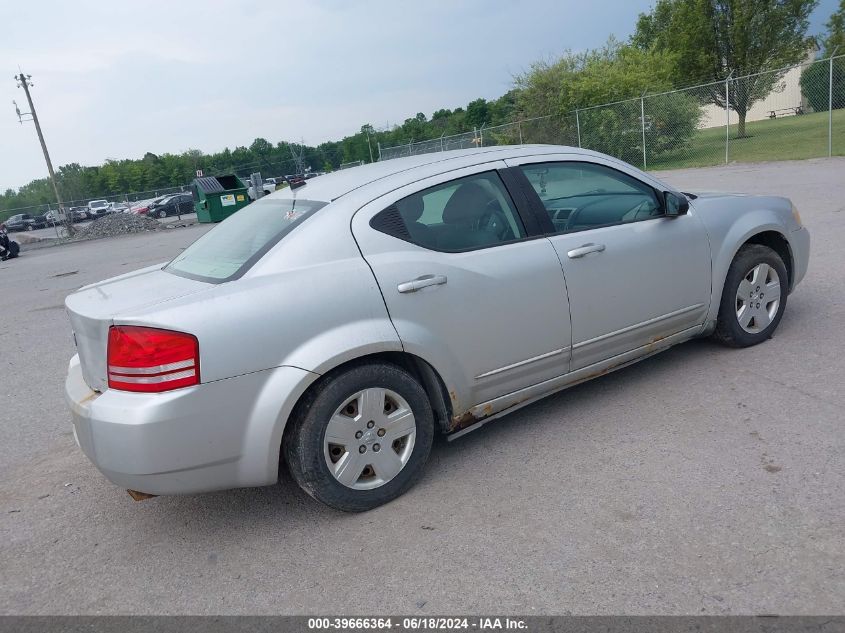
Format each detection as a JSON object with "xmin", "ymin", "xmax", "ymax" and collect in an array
[
  {"xmin": 284, "ymin": 363, "xmax": 434, "ymax": 512},
  {"xmin": 717, "ymin": 244, "xmax": 788, "ymax": 347}
]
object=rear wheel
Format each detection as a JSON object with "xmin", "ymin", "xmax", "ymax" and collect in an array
[
  {"xmin": 713, "ymin": 244, "xmax": 788, "ymax": 348},
  {"xmin": 158, "ymin": 209, "xmax": 167, "ymax": 219},
  {"xmin": 284, "ymin": 363, "xmax": 434, "ymax": 512}
]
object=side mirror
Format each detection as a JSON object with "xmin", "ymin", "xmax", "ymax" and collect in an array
[{"xmin": 664, "ymin": 191, "xmax": 689, "ymax": 217}]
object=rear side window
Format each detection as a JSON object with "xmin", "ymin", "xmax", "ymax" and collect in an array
[
  {"xmin": 370, "ymin": 171, "xmax": 525, "ymax": 252},
  {"xmin": 165, "ymin": 197, "xmax": 326, "ymax": 282}
]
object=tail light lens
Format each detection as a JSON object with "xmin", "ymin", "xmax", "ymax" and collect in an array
[{"xmin": 107, "ymin": 326, "xmax": 199, "ymax": 393}]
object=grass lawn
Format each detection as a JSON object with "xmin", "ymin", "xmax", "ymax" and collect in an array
[{"xmin": 647, "ymin": 108, "xmax": 845, "ymax": 170}]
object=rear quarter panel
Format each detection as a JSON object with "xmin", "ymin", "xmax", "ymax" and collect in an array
[{"xmin": 115, "ymin": 219, "xmax": 402, "ymax": 383}]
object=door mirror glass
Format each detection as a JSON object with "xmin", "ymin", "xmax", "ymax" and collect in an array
[{"xmin": 664, "ymin": 192, "xmax": 689, "ymax": 216}]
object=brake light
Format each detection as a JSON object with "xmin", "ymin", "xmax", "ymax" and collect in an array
[{"xmin": 107, "ymin": 326, "xmax": 199, "ymax": 393}]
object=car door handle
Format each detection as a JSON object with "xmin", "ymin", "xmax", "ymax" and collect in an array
[
  {"xmin": 397, "ymin": 274, "xmax": 448, "ymax": 293},
  {"xmin": 567, "ymin": 243, "xmax": 606, "ymax": 259}
]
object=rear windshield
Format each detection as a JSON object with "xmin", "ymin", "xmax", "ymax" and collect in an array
[{"xmin": 165, "ymin": 197, "xmax": 327, "ymax": 282}]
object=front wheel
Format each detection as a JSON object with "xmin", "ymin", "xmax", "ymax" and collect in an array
[
  {"xmin": 713, "ymin": 244, "xmax": 788, "ymax": 348},
  {"xmin": 284, "ymin": 363, "xmax": 434, "ymax": 512},
  {"xmin": 158, "ymin": 209, "xmax": 167, "ymax": 219}
]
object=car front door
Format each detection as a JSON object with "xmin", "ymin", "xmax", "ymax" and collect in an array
[
  {"xmin": 506, "ymin": 155, "xmax": 712, "ymax": 371},
  {"xmin": 351, "ymin": 163, "xmax": 573, "ymax": 414}
]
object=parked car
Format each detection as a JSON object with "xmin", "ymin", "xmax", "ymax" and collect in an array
[
  {"xmin": 64, "ymin": 145, "xmax": 810, "ymax": 511},
  {"xmin": 30, "ymin": 213, "xmax": 51, "ymax": 229},
  {"xmin": 132, "ymin": 196, "xmax": 169, "ymax": 215},
  {"xmin": 4, "ymin": 213, "xmax": 37, "ymax": 232},
  {"xmin": 45, "ymin": 209, "xmax": 67, "ymax": 225},
  {"xmin": 87, "ymin": 200, "xmax": 111, "ymax": 217},
  {"xmin": 243, "ymin": 177, "xmax": 277, "ymax": 200},
  {"xmin": 69, "ymin": 207, "xmax": 90, "ymax": 223},
  {"xmin": 109, "ymin": 202, "xmax": 130, "ymax": 213},
  {"xmin": 148, "ymin": 193, "xmax": 193, "ymax": 218},
  {"xmin": 285, "ymin": 174, "xmax": 307, "ymax": 189},
  {"xmin": 247, "ymin": 184, "xmax": 276, "ymax": 200}
]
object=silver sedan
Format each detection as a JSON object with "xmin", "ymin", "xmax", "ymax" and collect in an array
[{"xmin": 65, "ymin": 145, "xmax": 810, "ymax": 511}]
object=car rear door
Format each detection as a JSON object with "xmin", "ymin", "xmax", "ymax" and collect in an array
[
  {"xmin": 506, "ymin": 154, "xmax": 712, "ymax": 371},
  {"xmin": 351, "ymin": 162, "xmax": 573, "ymax": 413}
]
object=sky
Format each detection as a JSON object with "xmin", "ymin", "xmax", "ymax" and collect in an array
[{"xmin": 0, "ymin": 0, "xmax": 839, "ymax": 191}]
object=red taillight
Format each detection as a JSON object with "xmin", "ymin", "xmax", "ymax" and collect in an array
[{"xmin": 107, "ymin": 326, "xmax": 199, "ymax": 393}]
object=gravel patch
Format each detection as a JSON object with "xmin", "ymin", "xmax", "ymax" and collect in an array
[{"xmin": 73, "ymin": 214, "xmax": 162, "ymax": 240}]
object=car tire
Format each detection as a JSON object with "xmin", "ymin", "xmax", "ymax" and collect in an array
[
  {"xmin": 26, "ymin": 225, "xmax": 33, "ymax": 231},
  {"xmin": 713, "ymin": 244, "xmax": 788, "ymax": 348},
  {"xmin": 284, "ymin": 362, "xmax": 434, "ymax": 512},
  {"xmin": 158, "ymin": 209, "xmax": 167, "ymax": 219}
]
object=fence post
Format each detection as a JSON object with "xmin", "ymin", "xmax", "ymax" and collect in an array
[
  {"xmin": 725, "ymin": 71, "xmax": 732, "ymax": 164},
  {"xmin": 575, "ymin": 110, "xmax": 581, "ymax": 148},
  {"xmin": 830, "ymin": 50, "xmax": 838, "ymax": 158},
  {"xmin": 377, "ymin": 142, "xmax": 382, "ymax": 161},
  {"xmin": 640, "ymin": 96, "xmax": 647, "ymax": 169},
  {"xmin": 518, "ymin": 120, "xmax": 523, "ymax": 144},
  {"xmin": 440, "ymin": 133, "xmax": 445, "ymax": 152}
]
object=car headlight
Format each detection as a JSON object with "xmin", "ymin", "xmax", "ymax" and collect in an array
[{"xmin": 791, "ymin": 203, "xmax": 803, "ymax": 227}]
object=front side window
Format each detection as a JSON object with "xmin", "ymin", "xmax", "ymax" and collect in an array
[
  {"xmin": 165, "ymin": 197, "xmax": 326, "ymax": 282},
  {"xmin": 520, "ymin": 162, "xmax": 662, "ymax": 233},
  {"xmin": 371, "ymin": 171, "xmax": 525, "ymax": 252}
]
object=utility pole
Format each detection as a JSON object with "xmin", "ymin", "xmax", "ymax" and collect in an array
[{"xmin": 14, "ymin": 71, "xmax": 72, "ymax": 235}]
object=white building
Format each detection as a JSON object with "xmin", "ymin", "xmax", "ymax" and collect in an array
[{"xmin": 699, "ymin": 45, "xmax": 819, "ymax": 128}]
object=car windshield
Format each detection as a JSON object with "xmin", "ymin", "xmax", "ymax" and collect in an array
[
  {"xmin": 90, "ymin": 201, "xmax": 108, "ymax": 208},
  {"xmin": 165, "ymin": 197, "xmax": 327, "ymax": 282}
]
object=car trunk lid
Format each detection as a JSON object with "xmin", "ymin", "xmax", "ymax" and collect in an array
[{"xmin": 65, "ymin": 264, "xmax": 210, "ymax": 391}]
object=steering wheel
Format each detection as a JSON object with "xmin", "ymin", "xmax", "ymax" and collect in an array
[
  {"xmin": 564, "ymin": 197, "xmax": 610, "ymax": 231},
  {"xmin": 477, "ymin": 200, "xmax": 515, "ymax": 241}
]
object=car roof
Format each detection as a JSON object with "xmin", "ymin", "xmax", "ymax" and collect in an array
[{"xmin": 272, "ymin": 145, "xmax": 605, "ymax": 202}]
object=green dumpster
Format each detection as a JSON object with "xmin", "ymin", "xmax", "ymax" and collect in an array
[{"xmin": 192, "ymin": 175, "xmax": 250, "ymax": 223}]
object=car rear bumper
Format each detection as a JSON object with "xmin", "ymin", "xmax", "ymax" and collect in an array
[{"xmin": 65, "ymin": 354, "xmax": 317, "ymax": 495}]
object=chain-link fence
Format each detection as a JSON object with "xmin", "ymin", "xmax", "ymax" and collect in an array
[
  {"xmin": 1, "ymin": 185, "xmax": 190, "ymax": 221},
  {"xmin": 379, "ymin": 54, "xmax": 845, "ymax": 171}
]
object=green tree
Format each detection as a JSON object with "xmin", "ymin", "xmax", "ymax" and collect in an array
[
  {"xmin": 822, "ymin": 0, "xmax": 845, "ymax": 53},
  {"xmin": 465, "ymin": 98, "xmax": 490, "ymax": 128},
  {"xmin": 633, "ymin": 0, "xmax": 818, "ymax": 137},
  {"xmin": 800, "ymin": 57, "xmax": 845, "ymax": 110},
  {"xmin": 516, "ymin": 39, "xmax": 678, "ymax": 117},
  {"xmin": 513, "ymin": 38, "xmax": 698, "ymax": 161}
]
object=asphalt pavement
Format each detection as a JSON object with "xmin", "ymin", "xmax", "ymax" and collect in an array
[{"xmin": 1, "ymin": 159, "xmax": 843, "ymax": 615}]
